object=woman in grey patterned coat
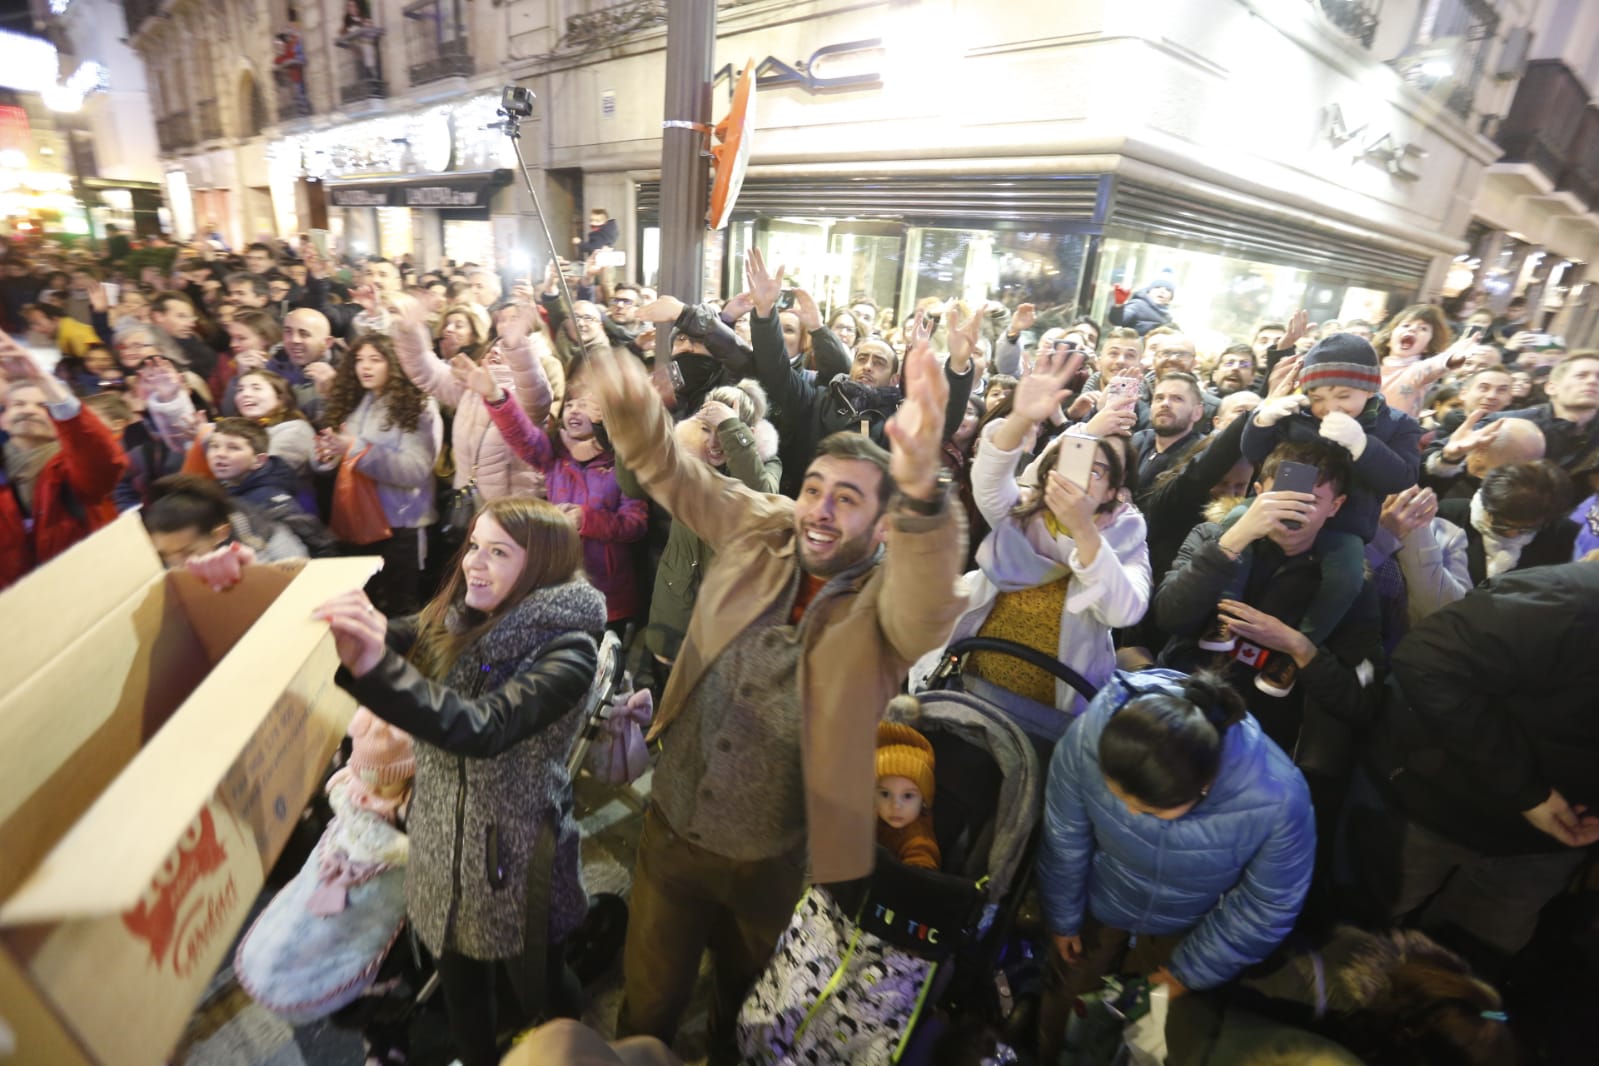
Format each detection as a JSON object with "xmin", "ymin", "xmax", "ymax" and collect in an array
[{"xmin": 318, "ymin": 495, "xmax": 605, "ymax": 1066}]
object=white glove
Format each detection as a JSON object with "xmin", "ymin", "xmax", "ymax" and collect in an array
[
  {"xmin": 1318, "ymin": 411, "xmax": 1368, "ymax": 459},
  {"xmin": 1253, "ymin": 395, "xmax": 1306, "ymax": 428}
]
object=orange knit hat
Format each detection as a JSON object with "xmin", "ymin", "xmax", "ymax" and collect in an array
[{"xmin": 876, "ymin": 720, "xmax": 935, "ymax": 806}]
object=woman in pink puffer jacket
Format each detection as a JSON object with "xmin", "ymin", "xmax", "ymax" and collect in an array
[{"xmin": 392, "ymin": 302, "xmax": 566, "ymax": 501}]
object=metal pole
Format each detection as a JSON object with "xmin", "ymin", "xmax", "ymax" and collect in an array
[{"xmin": 658, "ymin": 0, "xmax": 716, "ymax": 349}]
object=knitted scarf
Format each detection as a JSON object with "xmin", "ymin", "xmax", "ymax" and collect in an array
[{"xmin": 1470, "ymin": 492, "xmax": 1536, "ymax": 579}]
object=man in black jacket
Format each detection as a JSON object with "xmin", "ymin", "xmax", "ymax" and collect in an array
[
  {"xmin": 1490, "ymin": 351, "xmax": 1599, "ymax": 505},
  {"xmin": 1155, "ymin": 439, "xmax": 1380, "ymax": 779},
  {"xmin": 1346, "ymin": 558, "xmax": 1599, "ymax": 969},
  {"xmin": 744, "ymin": 249, "xmax": 972, "ymax": 498}
]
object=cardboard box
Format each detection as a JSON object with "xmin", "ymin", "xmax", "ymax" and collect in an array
[{"xmin": 0, "ymin": 512, "xmax": 378, "ymax": 1065}]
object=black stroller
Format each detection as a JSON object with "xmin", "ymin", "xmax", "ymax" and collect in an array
[{"xmin": 736, "ymin": 637, "xmax": 1096, "ymax": 1065}]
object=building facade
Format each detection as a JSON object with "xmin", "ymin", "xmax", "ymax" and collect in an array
[
  {"xmin": 122, "ymin": 0, "xmax": 549, "ymax": 263},
  {"xmin": 122, "ymin": 0, "xmax": 1554, "ymax": 344},
  {"xmin": 509, "ymin": 0, "xmax": 1542, "ymax": 343},
  {"xmin": 1461, "ymin": 0, "xmax": 1599, "ymax": 345}
]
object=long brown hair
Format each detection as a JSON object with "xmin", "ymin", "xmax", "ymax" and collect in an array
[
  {"xmin": 409, "ymin": 497, "xmax": 583, "ymax": 679},
  {"xmin": 1013, "ymin": 433, "xmax": 1133, "ymax": 523},
  {"xmin": 236, "ymin": 369, "xmax": 307, "ymax": 426},
  {"xmin": 324, "ymin": 332, "xmax": 427, "ymax": 433}
]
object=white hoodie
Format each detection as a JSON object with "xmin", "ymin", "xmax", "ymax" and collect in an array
[{"xmin": 911, "ymin": 435, "xmax": 1152, "ymax": 714}]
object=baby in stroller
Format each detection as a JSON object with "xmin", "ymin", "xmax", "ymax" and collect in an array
[{"xmin": 875, "ymin": 718, "xmax": 941, "ymax": 871}]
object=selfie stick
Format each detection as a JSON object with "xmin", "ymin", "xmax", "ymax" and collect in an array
[{"xmin": 489, "ymin": 88, "xmax": 582, "ymax": 329}]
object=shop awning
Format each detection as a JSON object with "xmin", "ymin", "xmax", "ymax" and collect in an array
[{"xmin": 323, "ymin": 169, "xmax": 513, "ymax": 209}]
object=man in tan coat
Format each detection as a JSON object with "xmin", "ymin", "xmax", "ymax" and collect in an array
[{"xmin": 585, "ymin": 317, "xmax": 966, "ymax": 1062}]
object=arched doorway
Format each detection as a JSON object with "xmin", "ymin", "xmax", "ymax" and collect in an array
[{"xmin": 238, "ymin": 69, "xmax": 271, "ymax": 135}]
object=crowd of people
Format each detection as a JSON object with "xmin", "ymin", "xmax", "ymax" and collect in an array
[{"xmin": 2, "ymin": 226, "xmax": 1597, "ymax": 1066}]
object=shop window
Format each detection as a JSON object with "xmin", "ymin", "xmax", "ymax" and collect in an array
[
  {"xmin": 378, "ymin": 206, "xmax": 413, "ymax": 260},
  {"xmin": 1094, "ymin": 238, "xmax": 1365, "ymax": 351},
  {"xmin": 741, "ymin": 219, "xmax": 1089, "ymax": 333},
  {"xmin": 444, "ymin": 218, "xmax": 494, "ymax": 267}
]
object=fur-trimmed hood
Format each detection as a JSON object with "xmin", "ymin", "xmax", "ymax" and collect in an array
[
  {"xmin": 1205, "ymin": 493, "xmax": 1247, "ymax": 525},
  {"xmin": 752, "ymin": 417, "xmax": 779, "ymax": 463}
]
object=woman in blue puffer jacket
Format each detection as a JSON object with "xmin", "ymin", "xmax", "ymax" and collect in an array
[{"xmin": 1035, "ymin": 668, "xmax": 1315, "ymax": 1061}]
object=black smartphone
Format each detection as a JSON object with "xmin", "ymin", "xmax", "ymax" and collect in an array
[
  {"xmin": 1272, "ymin": 459, "xmax": 1319, "ymax": 530},
  {"xmin": 1463, "ymin": 323, "xmax": 1486, "ymax": 341},
  {"xmin": 776, "ymin": 289, "xmax": 796, "ymax": 311}
]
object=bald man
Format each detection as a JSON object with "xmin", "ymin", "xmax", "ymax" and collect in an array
[
  {"xmin": 1423, "ymin": 413, "xmax": 1545, "ymax": 502},
  {"xmin": 222, "ymin": 306, "xmax": 335, "ymax": 420}
]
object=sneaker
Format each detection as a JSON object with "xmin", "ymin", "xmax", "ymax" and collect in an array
[
  {"xmin": 1198, "ymin": 616, "xmax": 1237, "ymax": 652},
  {"xmin": 1255, "ymin": 653, "xmax": 1298, "ymax": 697}
]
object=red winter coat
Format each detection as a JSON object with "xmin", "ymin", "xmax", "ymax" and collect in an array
[
  {"xmin": 1, "ymin": 406, "xmax": 127, "ymax": 590},
  {"xmin": 483, "ymin": 394, "xmax": 647, "ymax": 623}
]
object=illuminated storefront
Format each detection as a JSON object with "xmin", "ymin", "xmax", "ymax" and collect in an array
[
  {"xmin": 267, "ymin": 93, "xmax": 521, "ymax": 266},
  {"xmin": 637, "ymin": 174, "xmax": 1429, "ymax": 343}
]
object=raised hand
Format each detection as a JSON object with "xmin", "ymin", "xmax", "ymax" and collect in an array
[
  {"xmin": 450, "ymin": 352, "xmax": 501, "ymax": 402},
  {"xmin": 945, "ymin": 302, "xmax": 983, "ymax": 375},
  {"xmin": 885, "ymin": 311, "xmax": 950, "ymax": 501},
  {"xmin": 793, "ymin": 288, "xmax": 823, "ymax": 333},
  {"xmin": 1010, "ymin": 348, "xmax": 1084, "ymax": 425},
  {"xmin": 744, "ymin": 248, "xmax": 786, "ymax": 317},
  {"xmin": 1439, "ymin": 407, "xmax": 1504, "ymax": 463},
  {"xmin": 584, "ymin": 337, "xmax": 659, "ymax": 427},
  {"xmin": 721, "ymin": 291, "xmax": 756, "ymax": 322},
  {"xmin": 1266, "ymin": 355, "xmax": 1304, "ymax": 399},
  {"xmin": 1009, "ymin": 302, "xmax": 1037, "ymax": 336},
  {"xmin": 496, "ymin": 303, "xmax": 536, "ymax": 347},
  {"xmin": 1280, "ymin": 309, "xmax": 1310, "ymax": 352}
]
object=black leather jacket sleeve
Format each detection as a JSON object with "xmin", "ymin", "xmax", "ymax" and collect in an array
[
  {"xmin": 808, "ymin": 326, "xmax": 851, "ymax": 385},
  {"xmin": 676, "ymin": 302, "xmax": 754, "ymax": 377},
  {"xmin": 336, "ymin": 632, "xmax": 599, "ymax": 759}
]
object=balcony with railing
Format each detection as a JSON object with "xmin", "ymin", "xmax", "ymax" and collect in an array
[
  {"xmin": 1495, "ymin": 60, "xmax": 1592, "ymax": 192},
  {"xmin": 336, "ymin": 24, "xmax": 388, "ymax": 105},
  {"xmin": 404, "ymin": 0, "xmax": 473, "ymax": 85},
  {"xmin": 196, "ymin": 98, "xmax": 223, "ymax": 141},
  {"xmin": 155, "ymin": 111, "xmax": 192, "ymax": 154},
  {"xmin": 1563, "ymin": 107, "xmax": 1599, "ymax": 213},
  {"xmin": 1310, "ymin": 0, "xmax": 1380, "ymax": 50}
]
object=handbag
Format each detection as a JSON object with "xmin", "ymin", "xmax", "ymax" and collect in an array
[
  {"xmin": 584, "ymin": 687, "xmax": 653, "ymax": 786},
  {"xmin": 329, "ymin": 445, "xmax": 392, "ymax": 545},
  {"xmin": 437, "ymin": 478, "xmax": 481, "ymax": 547}
]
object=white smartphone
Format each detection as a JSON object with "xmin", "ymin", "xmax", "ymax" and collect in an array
[{"xmin": 1053, "ymin": 432, "xmax": 1098, "ymax": 491}]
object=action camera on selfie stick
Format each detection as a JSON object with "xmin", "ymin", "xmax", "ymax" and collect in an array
[{"xmin": 489, "ymin": 84, "xmax": 581, "ymax": 322}]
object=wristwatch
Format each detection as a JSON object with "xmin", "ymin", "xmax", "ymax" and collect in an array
[{"xmin": 901, "ymin": 471, "xmax": 953, "ymax": 516}]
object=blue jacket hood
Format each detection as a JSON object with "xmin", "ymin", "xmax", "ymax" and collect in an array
[{"xmin": 1036, "ymin": 670, "xmax": 1315, "ymax": 990}]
